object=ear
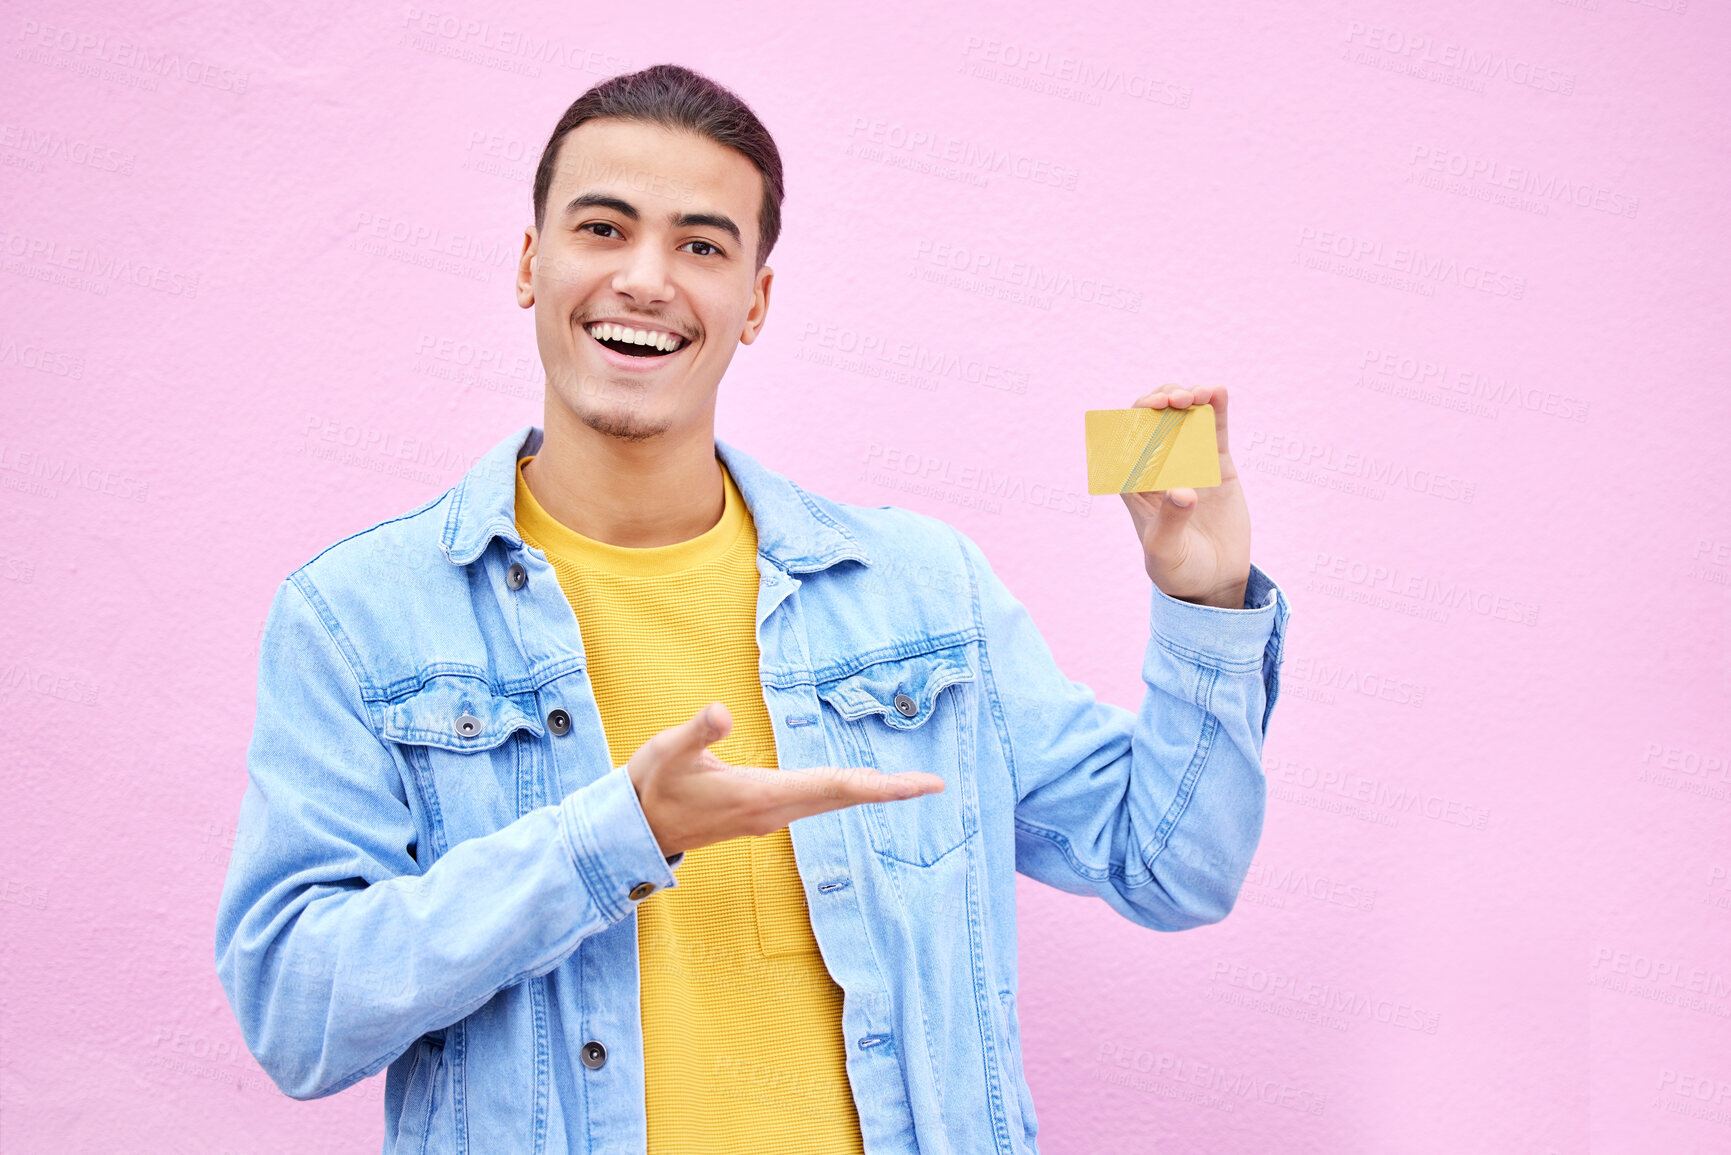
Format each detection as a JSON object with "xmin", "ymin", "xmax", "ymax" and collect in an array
[
  {"xmin": 515, "ymin": 226, "xmax": 538, "ymax": 308},
  {"xmin": 739, "ymin": 264, "xmax": 774, "ymax": 345}
]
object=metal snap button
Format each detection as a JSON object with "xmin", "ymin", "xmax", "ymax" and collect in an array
[
  {"xmin": 454, "ymin": 713, "xmax": 482, "ymax": 738},
  {"xmin": 506, "ymin": 562, "xmax": 527, "ymax": 591},
  {"xmin": 893, "ymin": 693, "xmax": 917, "ymax": 717},
  {"xmin": 628, "ymin": 881, "xmax": 655, "ymax": 901},
  {"xmin": 580, "ymin": 1040, "xmax": 607, "ymax": 1070},
  {"xmin": 547, "ymin": 708, "xmax": 571, "ymax": 736}
]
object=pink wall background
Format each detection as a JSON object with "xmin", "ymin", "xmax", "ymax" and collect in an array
[{"xmin": 3, "ymin": 0, "xmax": 1728, "ymax": 1151}]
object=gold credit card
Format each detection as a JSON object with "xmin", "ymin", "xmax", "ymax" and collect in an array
[{"xmin": 1084, "ymin": 405, "xmax": 1221, "ymax": 495}]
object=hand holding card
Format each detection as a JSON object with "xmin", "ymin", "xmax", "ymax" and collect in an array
[
  {"xmin": 1084, "ymin": 405, "xmax": 1221, "ymax": 495},
  {"xmin": 1096, "ymin": 386, "xmax": 1252, "ymax": 608}
]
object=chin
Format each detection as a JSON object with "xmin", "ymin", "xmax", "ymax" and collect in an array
[{"xmin": 574, "ymin": 400, "xmax": 675, "ymax": 443}]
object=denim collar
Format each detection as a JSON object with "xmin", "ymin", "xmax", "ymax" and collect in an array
[{"xmin": 440, "ymin": 424, "xmax": 871, "ymax": 575}]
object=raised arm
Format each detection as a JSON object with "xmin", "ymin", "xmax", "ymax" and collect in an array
[
  {"xmin": 957, "ymin": 528, "xmax": 1289, "ymax": 929},
  {"xmin": 956, "ymin": 381, "xmax": 1290, "ymax": 929}
]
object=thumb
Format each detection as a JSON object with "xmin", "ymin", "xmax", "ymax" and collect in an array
[
  {"xmin": 1145, "ymin": 488, "xmax": 1198, "ymax": 553},
  {"xmin": 680, "ymin": 701, "xmax": 733, "ymax": 752},
  {"xmin": 638, "ymin": 701, "xmax": 734, "ymax": 768}
]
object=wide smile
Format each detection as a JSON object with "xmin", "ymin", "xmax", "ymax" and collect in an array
[{"xmin": 582, "ymin": 320, "xmax": 690, "ymax": 369}]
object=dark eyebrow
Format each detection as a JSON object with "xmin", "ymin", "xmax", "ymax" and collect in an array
[
  {"xmin": 563, "ymin": 192, "xmax": 742, "ymax": 248},
  {"xmin": 672, "ymin": 212, "xmax": 741, "ymax": 246},
  {"xmin": 563, "ymin": 193, "xmax": 638, "ymax": 219}
]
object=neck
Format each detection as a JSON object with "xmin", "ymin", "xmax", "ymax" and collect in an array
[{"xmin": 523, "ymin": 404, "xmax": 724, "ymax": 548}]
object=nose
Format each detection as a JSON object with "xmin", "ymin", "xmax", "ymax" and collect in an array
[{"xmin": 609, "ymin": 238, "xmax": 675, "ymax": 305}]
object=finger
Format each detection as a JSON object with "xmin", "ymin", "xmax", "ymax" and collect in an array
[
  {"xmin": 739, "ymin": 769, "xmax": 946, "ymax": 838},
  {"xmin": 881, "ymin": 771, "xmax": 946, "ymax": 798},
  {"xmin": 1132, "ymin": 383, "xmax": 1186, "ymax": 409},
  {"xmin": 644, "ymin": 701, "xmax": 733, "ymax": 764},
  {"xmin": 1141, "ymin": 384, "xmax": 1227, "ymax": 452},
  {"xmin": 1205, "ymin": 385, "xmax": 1229, "ymax": 453},
  {"xmin": 830, "ymin": 767, "xmax": 946, "ymax": 801},
  {"xmin": 774, "ymin": 767, "xmax": 944, "ymax": 807}
]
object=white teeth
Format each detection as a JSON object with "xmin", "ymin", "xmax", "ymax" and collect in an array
[{"xmin": 587, "ymin": 322, "xmax": 684, "ymax": 352}]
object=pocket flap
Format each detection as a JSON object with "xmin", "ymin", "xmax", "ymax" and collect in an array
[
  {"xmin": 814, "ymin": 644, "xmax": 976, "ymax": 731},
  {"xmin": 380, "ymin": 677, "xmax": 545, "ymax": 751}
]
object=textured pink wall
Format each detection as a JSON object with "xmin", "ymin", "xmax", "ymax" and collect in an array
[{"xmin": 3, "ymin": 1, "xmax": 1728, "ymax": 1151}]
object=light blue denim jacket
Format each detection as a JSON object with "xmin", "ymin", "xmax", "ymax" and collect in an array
[{"xmin": 215, "ymin": 424, "xmax": 1291, "ymax": 1154}]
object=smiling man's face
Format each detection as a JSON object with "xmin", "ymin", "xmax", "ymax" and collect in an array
[{"xmin": 515, "ymin": 118, "xmax": 773, "ymax": 443}]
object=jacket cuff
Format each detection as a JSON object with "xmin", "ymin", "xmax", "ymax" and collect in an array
[
  {"xmin": 559, "ymin": 763, "xmax": 682, "ymax": 924},
  {"xmin": 1149, "ymin": 561, "xmax": 1287, "ymax": 669}
]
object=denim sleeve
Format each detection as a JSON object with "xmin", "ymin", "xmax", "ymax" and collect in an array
[
  {"xmin": 955, "ymin": 530, "xmax": 1291, "ymax": 931},
  {"xmin": 213, "ymin": 576, "xmax": 679, "ymax": 1100}
]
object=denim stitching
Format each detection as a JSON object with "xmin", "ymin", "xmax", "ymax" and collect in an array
[
  {"xmin": 1145, "ymin": 666, "xmax": 1220, "ymax": 867},
  {"xmin": 963, "ymin": 829, "xmax": 1014, "ymax": 1154},
  {"xmin": 287, "ymin": 572, "xmax": 374, "ymax": 697},
  {"xmin": 952, "ymin": 527, "xmax": 1021, "ymax": 805},
  {"xmin": 1149, "ymin": 627, "xmax": 1265, "ymax": 674},
  {"xmin": 561, "ymin": 790, "xmax": 626, "ymax": 927}
]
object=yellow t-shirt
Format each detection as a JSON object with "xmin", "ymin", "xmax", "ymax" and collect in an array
[{"xmin": 514, "ymin": 454, "xmax": 864, "ymax": 1155}]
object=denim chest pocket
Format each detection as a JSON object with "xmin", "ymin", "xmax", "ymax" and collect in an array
[
  {"xmin": 814, "ymin": 643, "xmax": 978, "ymax": 867},
  {"xmin": 379, "ymin": 675, "xmax": 546, "ymax": 858}
]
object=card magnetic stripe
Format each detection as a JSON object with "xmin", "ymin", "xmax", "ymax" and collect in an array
[{"xmin": 1120, "ymin": 408, "xmax": 1186, "ymax": 492}]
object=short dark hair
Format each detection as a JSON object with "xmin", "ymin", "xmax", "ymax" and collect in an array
[{"xmin": 533, "ymin": 64, "xmax": 785, "ymax": 268}]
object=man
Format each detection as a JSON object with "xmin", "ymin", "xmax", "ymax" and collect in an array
[{"xmin": 215, "ymin": 63, "xmax": 1290, "ymax": 1154}]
